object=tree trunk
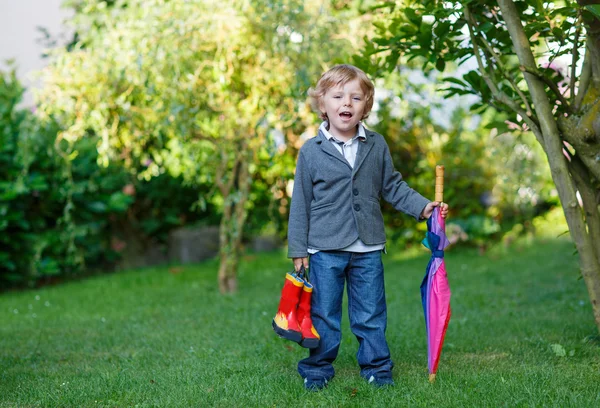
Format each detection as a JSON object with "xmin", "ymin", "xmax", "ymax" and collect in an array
[
  {"xmin": 218, "ymin": 205, "xmax": 239, "ymax": 294},
  {"xmin": 557, "ymin": 102, "xmax": 600, "ymax": 182},
  {"xmin": 498, "ymin": 0, "xmax": 600, "ymax": 333},
  {"xmin": 570, "ymin": 156, "xmax": 600, "ymax": 265},
  {"xmin": 216, "ymin": 141, "xmax": 252, "ymax": 294},
  {"xmin": 578, "ymin": 1, "xmax": 600, "ymax": 91}
]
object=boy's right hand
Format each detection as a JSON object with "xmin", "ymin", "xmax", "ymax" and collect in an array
[{"xmin": 293, "ymin": 257, "xmax": 309, "ymax": 272}]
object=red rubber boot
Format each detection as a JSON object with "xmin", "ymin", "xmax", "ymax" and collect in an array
[
  {"xmin": 272, "ymin": 273, "xmax": 304, "ymax": 343},
  {"xmin": 297, "ymin": 281, "xmax": 320, "ymax": 349}
]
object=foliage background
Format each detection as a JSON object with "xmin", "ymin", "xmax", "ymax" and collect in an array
[
  {"xmin": 1, "ymin": 0, "xmax": 558, "ymax": 287},
  {"xmin": 0, "ymin": 66, "xmax": 217, "ymax": 287}
]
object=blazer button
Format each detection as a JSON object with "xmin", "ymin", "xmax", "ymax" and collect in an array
[
  {"xmin": 353, "ymin": 189, "xmax": 359, "ymax": 196},
  {"xmin": 354, "ymin": 204, "xmax": 360, "ymax": 211}
]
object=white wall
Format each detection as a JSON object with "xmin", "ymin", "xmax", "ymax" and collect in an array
[{"xmin": 0, "ymin": 0, "xmax": 73, "ymax": 106}]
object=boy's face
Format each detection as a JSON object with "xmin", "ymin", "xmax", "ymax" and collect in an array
[{"xmin": 319, "ymin": 78, "xmax": 366, "ymax": 141}]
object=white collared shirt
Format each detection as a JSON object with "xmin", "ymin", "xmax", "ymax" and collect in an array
[
  {"xmin": 319, "ymin": 121, "xmax": 366, "ymax": 168},
  {"xmin": 308, "ymin": 122, "xmax": 385, "ymax": 255}
]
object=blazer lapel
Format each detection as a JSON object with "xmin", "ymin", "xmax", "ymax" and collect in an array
[
  {"xmin": 316, "ymin": 131, "xmax": 352, "ymax": 169},
  {"xmin": 352, "ymin": 130, "xmax": 375, "ymax": 175}
]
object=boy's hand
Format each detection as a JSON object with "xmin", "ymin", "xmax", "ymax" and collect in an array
[
  {"xmin": 293, "ymin": 257, "xmax": 309, "ymax": 272},
  {"xmin": 421, "ymin": 202, "xmax": 449, "ymax": 219}
]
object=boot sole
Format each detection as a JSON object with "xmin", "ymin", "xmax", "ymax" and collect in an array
[
  {"xmin": 272, "ymin": 320, "xmax": 302, "ymax": 343},
  {"xmin": 300, "ymin": 337, "xmax": 319, "ymax": 349}
]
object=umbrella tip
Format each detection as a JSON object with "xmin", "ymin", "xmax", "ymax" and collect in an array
[{"xmin": 428, "ymin": 373, "xmax": 436, "ymax": 383}]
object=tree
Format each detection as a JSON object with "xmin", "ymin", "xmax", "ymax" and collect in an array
[
  {"xmin": 359, "ymin": 0, "xmax": 600, "ymax": 331},
  {"xmin": 36, "ymin": 0, "xmax": 355, "ymax": 293}
]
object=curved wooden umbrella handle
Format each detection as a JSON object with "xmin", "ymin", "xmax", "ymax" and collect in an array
[{"xmin": 435, "ymin": 165, "xmax": 444, "ymax": 203}]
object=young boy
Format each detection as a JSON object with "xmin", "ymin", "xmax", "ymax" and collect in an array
[{"xmin": 287, "ymin": 64, "xmax": 448, "ymax": 391}]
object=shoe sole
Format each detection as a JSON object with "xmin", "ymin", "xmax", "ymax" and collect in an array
[
  {"xmin": 272, "ymin": 320, "xmax": 302, "ymax": 343},
  {"xmin": 300, "ymin": 337, "xmax": 319, "ymax": 349}
]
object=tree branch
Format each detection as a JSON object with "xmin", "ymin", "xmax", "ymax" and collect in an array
[
  {"xmin": 464, "ymin": 6, "xmax": 543, "ymax": 144},
  {"xmin": 476, "ymin": 25, "xmax": 533, "ymax": 116},
  {"xmin": 574, "ymin": 47, "xmax": 593, "ymax": 112},
  {"xmin": 577, "ymin": 1, "xmax": 600, "ymax": 90},
  {"xmin": 519, "ymin": 65, "xmax": 573, "ymax": 115},
  {"xmin": 569, "ymin": 13, "xmax": 584, "ymax": 105}
]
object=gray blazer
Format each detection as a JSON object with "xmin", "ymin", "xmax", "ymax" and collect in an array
[{"xmin": 287, "ymin": 128, "xmax": 430, "ymax": 258}]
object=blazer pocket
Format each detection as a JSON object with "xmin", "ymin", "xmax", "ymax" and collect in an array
[{"xmin": 311, "ymin": 201, "xmax": 335, "ymax": 212}]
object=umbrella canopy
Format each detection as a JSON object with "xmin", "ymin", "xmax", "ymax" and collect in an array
[{"xmin": 420, "ymin": 205, "xmax": 451, "ymax": 382}]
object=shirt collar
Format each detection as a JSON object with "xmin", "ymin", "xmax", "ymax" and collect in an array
[{"xmin": 319, "ymin": 121, "xmax": 367, "ymax": 143}]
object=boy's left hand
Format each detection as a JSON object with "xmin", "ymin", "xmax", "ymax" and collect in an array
[{"xmin": 421, "ymin": 202, "xmax": 449, "ymax": 219}]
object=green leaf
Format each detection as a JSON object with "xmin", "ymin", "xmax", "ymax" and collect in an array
[
  {"xmin": 479, "ymin": 21, "xmax": 493, "ymax": 33},
  {"xmin": 550, "ymin": 6, "xmax": 577, "ymax": 18},
  {"xmin": 584, "ymin": 5, "xmax": 600, "ymax": 19},
  {"xmin": 443, "ymin": 77, "xmax": 468, "ymax": 87},
  {"xmin": 550, "ymin": 343, "xmax": 566, "ymax": 357},
  {"xmin": 369, "ymin": 1, "xmax": 396, "ymax": 11},
  {"xmin": 107, "ymin": 192, "xmax": 134, "ymax": 212},
  {"xmin": 87, "ymin": 201, "xmax": 108, "ymax": 213},
  {"xmin": 551, "ymin": 27, "xmax": 565, "ymax": 44},
  {"xmin": 398, "ymin": 23, "xmax": 418, "ymax": 36},
  {"xmin": 435, "ymin": 57, "xmax": 446, "ymax": 72},
  {"xmin": 434, "ymin": 21, "xmax": 450, "ymax": 38},
  {"xmin": 373, "ymin": 21, "xmax": 387, "ymax": 31},
  {"xmin": 404, "ymin": 8, "xmax": 422, "ymax": 26}
]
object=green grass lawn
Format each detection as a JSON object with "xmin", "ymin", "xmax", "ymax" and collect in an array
[{"xmin": 2, "ymin": 230, "xmax": 600, "ymax": 406}]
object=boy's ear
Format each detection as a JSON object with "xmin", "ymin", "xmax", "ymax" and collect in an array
[
  {"xmin": 318, "ymin": 98, "xmax": 326, "ymax": 115},
  {"xmin": 360, "ymin": 105, "xmax": 372, "ymax": 120}
]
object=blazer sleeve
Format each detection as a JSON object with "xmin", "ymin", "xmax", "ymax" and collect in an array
[
  {"xmin": 381, "ymin": 142, "xmax": 430, "ymax": 221},
  {"xmin": 287, "ymin": 150, "xmax": 313, "ymax": 258}
]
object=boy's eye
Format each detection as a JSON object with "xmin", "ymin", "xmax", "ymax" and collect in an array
[
  {"xmin": 353, "ymin": 97, "xmax": 362, "ymax": 101},
  {"xmin": 333, "ymin": 95, "xmax": 342, "ymax": 99}
]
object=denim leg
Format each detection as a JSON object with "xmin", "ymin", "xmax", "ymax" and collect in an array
[
  {"xmin": 297, "ymin": 251, "xmax": 348, "ymax": 381},
  {"xmin": 346, "ymin": 250, "xmax": 393, "ymax": 379}
]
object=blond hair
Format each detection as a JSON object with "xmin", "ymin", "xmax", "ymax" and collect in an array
[{"xmin": 308, "ymin": 64, "xmax": 375, "ymax": 121}]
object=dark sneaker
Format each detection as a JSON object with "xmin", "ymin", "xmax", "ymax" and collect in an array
[
  {"xmin": 367, "ymin": 373, "xmax": 395, "ymax": 387},
  {"xmin": 304, "ymin": 377, "xmax": 328, "ymax": 391}
]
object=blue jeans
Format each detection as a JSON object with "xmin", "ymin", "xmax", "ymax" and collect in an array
[{"xmin": 298, "ymin": 250, "xmax": 393, "ymax": 381}]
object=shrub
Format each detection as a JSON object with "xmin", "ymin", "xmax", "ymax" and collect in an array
[
  {"xmin": 0, "ymin": 67, "xmax": 135, "ymax": 286},
  {"xmin": 0, "ymin": 67, "xmax": 218, "ymax": 288}
]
